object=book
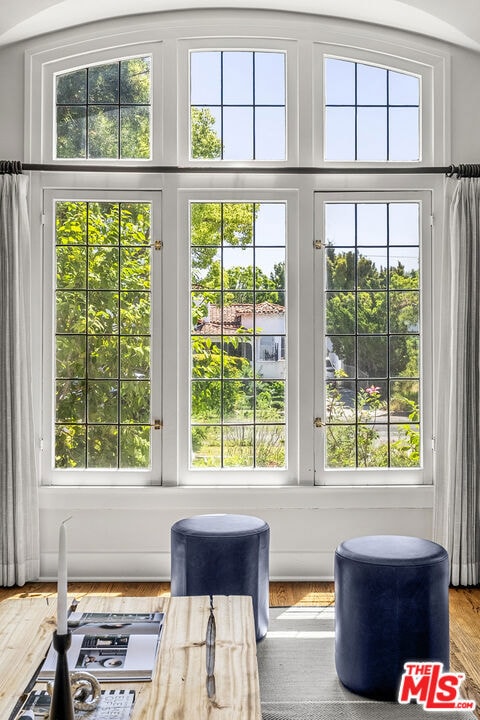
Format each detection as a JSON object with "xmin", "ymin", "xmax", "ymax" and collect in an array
[
  {"xmin": 38, "ymin": 611, "xmax": 164, "ymax": 682},
  {"xmin": 17, "ymin": 688, "xmax": 135, "ymax": 720}
]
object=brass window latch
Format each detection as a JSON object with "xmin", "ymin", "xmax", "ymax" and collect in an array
[{"xmin": 314, "ymin": 417, "xmax": 325, "ymax": 428}]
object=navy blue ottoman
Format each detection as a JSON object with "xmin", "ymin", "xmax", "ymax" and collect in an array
[
  {"xmin": 170, "ymin": 514, "xmax": 270, "ymax": 641},
  {"xmin": 335, "ymin": 535, "xmax": 449, "ymax": 701}
]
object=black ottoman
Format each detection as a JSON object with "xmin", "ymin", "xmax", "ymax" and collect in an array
[
  {"xmin": 170, "ymin": 513, "xmax": 270, "ymax": 640},
  {"xmin": 335, "ymin": 534, "xmax": 449, "ymax": 701}
]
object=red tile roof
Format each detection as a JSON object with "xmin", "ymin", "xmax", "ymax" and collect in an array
[{"xmin": 194, "ymin": 301, "xmax": 284, "ymax": 335}]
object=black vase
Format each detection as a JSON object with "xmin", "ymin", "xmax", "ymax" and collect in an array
[{"xmin": 49, "ymin": 631, "xmax": 75, "ymax": 720}]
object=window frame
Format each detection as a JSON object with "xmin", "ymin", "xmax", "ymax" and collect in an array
[
  {"xmin": 175, "ymin": 187, "xmax": 300, "ymax": 486},
  {"xmin": 26, "ymin": 11, "xmax": 448, "ymax": 488},
  {"xmin": 313, "ymin": 44, "xmax": 441, "ymax": 168},
  {"xmin": 313, "ymin": 190, "xmax": 433, "ymax": 486},
  {"xmin": 41, "ymin": 188, "xmax": 163, "ymax": 486},
  {"xmin": 32, "ymin": 41, "xmax": 162, "ymax": 166},
  {"xmin": 177, "ymin": 37, "xmax": 299, "ymax": 167}
]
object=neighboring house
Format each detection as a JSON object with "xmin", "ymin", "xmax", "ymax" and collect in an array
[{"xmin": 194, "ymin": 301, "xmax": 286, "ymax": 379}]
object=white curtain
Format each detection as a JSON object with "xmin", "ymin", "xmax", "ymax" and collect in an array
[
  {"xmin": 0, "ymin": 172, "xmax": 39, "ymax": 586},
  {"xmin": 434, "ymin": 177, "xmax": 480, "ymax": 586}
]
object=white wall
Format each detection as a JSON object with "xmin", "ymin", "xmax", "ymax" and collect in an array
[{"xmin": 1, "ymin": 9, "xmax": 480, "ymax": 580}]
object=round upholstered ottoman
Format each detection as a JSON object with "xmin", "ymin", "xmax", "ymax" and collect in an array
[
  {"xmin": 334, "ymin": 535, "xmax": 449, "ymax": 701},
  {"xmin": 170, "ymin": 514, "xmax": 270, "ymax": 640}
]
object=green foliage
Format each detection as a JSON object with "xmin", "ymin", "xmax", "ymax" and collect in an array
[
  {"xmin": 326, "ymin": 381, "xmax": 420, "ymax": 468},
  {"xmin": 325, "ymin": 242, "xmax": 421, "ymax": 468},
  {"xmin": 55, "ymin": 201, "xmax": 152, "ymax": 469},
  {"xmin": 56, "ymin": 57, "xmax": 151, "ymax": 159},
  {"xmin": 191, "ymin": 107, "xmax": 222, "ymax": 159},
  {"xmin": 190, "ymin": 200, "xmax": 287, "ymax": 469}
]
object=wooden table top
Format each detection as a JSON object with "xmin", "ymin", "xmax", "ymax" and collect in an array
[{"xmin": 0, "ymin": 594, "xmax": 261, "ymax": 720}]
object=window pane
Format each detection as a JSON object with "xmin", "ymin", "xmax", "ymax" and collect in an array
[
  {"xmin": 389, "ymin": 71, "xmax": 419, "ymax": 105},
  {"xmin": 190, "ymin": 202, "xmax": 287, "ymax": 470},
  {"xmin": 54, "ymin": 201, "xmax": 152, "ymax": 469},
  {"xmin": 190, "ymin": 52, "xmax": 221, "ymax": 105},
  {"xmin": 120, "ymin": 426, "xmax": 150, "ymax": 468},
  {"xmin": 325, "ymin": 108, "xmax": 355, "ymax": 161},
  {"xmin": 120, "ymin": 336, "xmax": 150, "ymax": 378},
  {"xmin": 390, "ymin": 380, "xmax": 419, "ymax": 422},
  {"xmin": 120, "ymin": 106, "xmax": 150, "ymax": 159},
  {"xmin": 326, "ymin": 425, "xmax": 356, "ymax": 467},
  {"xmin": 57, "ymin": 106, "xmax": 86, "ymax": 158},
  {"xmin": 223, "ymin": 52, "xmax": 253, "ymax": 104},
  {"xmin": 327, "ymin": 336, "xmax": 356, "ymax": 377},
  {"xmin": 357, "ymin": 108, "xmax": 387, "ymax": 161},
  {"xmin": 256, "ymin": 425, "xmax": 285, "ymax": 467},
  {"xmin": 88, "ymin": 202, "xmax": 119, "ymax": 245},
  {"xmin": 55, "ymin": 426, "xmax": 86, "ymax": 468},
  {"xmin": 87, "ymin": 426, "xmax": 118, "ymax": 468},
  {"xmin": 223, "ymin": 107, "xmax": 253, "ymax": 160},
  {"xmin": 325, "ymin": 204, "xmax": 355, "ymax": 247},
  {"xmin": 88, "ymin": 380, "xmax": 118, "ymax": 423},
  {"xmin": 357, "ymin": 335, "xmax": 387, "ymax": 376},
  {"xmin": 56, "ymin": 247, "xmax": 86, "ymax": 288},
  {"xmin": 120, "ymin": 57, "xmax": 150, "ymax": 104},
  {"xmin": 255, "ymin": 204, "xmax": 286, "ymax": 246},
  {"xmin": 324, "ymin": 58, "xmax": 420, "ymax": 162},
  {"xmin": 324, "ymin": 201, "xmax": 421, "ymax": 469},
  {"xmin": 88, "ymin": 336, "xmax": 118, "ymax": 378},
  {"xmin": 390, "ymin": 249, "xmax": 419, "ymax": 288},
  {"xmin": 357, "ymin": 204, "xmax": 387, "ymax": 246},
  {"xmin": 325, "ymin": 58, "xmax": 355, "ymax": 104},
  {"xmin": 88, "ymin": 106, "xmax": 119, "ymax": 158},
  {"xmin": 191, "ymin": 107, "xmax": 222, "ymax": 159},
  {"xmin": 389, "ymin": 107, "xmax": 419, "ymax": 161},
  {"xmin": 389, "ymin": 204, "xmax": 419, "ymax": 245},
  {"xmin": 357, "ymin": 250, "xmax": 387, "ymax": 289},
  {"xmin": 357, "ymin": 64, "xmax": 387, "ymax": 105},
  {"xmin": 255, "ymin": 107, "xmax": 286, "ymax": 161},
  {"xmin": 326, "ymin": 292, "xmax": 355, "ymax": 334},
  {"xmin": 190, "ymin": 50, "xmax": 286, "ymax": 161},
  {"xmin": 56, "ymin": 335, "xmax": 86, "ymax": 378},
  {"xmin": 56, "ymin": 57, "xmax": 151, "ymax": 159},
  {"xmin": 255, "ymin": 53, "xmax": 285, "ymax": 105},
  {"xmin": 256, "ymin": 248, "xmax": 285, "ymax": 287},
  {"xmin": 390, "ymin": 335, "xmax": 419, "ymax": 377},
  {"xmin": 88, "ymin": 247, "xmax": 119, "ymax": 289},
  {"xmin": 56, "ymin": 69, "xmax": 87, "ymax": 104},
  {"xmin": 88, "ymin": 63, "xmax": 119, "ymax": 103}
]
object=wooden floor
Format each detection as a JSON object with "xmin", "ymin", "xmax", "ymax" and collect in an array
[{"xmin": 1, "ymin": 581, "xmax": 479, "ymax": 716}]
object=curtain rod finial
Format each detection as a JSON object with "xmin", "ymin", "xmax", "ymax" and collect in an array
[{"xmin": 0, "ymin": 160, "xmax": 23, "ymax": 175}]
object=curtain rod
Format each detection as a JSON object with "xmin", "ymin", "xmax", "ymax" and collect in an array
[{"xmin": 3, "ymin": 161, "xmax": 480, "ymax": 177}]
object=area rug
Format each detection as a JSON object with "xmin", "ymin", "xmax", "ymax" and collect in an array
[{"xmin": 258, "ymin": 606, "xmax": 476, "ymax": 720}]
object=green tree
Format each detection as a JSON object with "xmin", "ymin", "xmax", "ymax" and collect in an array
[
  {"xmin": 325, "ymin": 246, "xmax": 420, "ymax": 468},
  {"xmin": 191, "ymin": 107, "xmax": 222, "ymax": 159}
]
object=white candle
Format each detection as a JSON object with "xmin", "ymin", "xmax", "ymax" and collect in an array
[{"xmin": 57, "ymin": 519, "xmax": 69, "ymax": 635}]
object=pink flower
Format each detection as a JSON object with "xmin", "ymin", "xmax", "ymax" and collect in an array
[{"xmin": 365, "ymin": 385, "xmax": 381, "ymax": 396}]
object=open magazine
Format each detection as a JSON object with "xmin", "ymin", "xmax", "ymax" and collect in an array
[{"xmin": 39, "ymin": 611, "xmax": 164, "ymax": 682}]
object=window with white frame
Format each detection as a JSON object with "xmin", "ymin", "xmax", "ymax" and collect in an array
[
  {"xmin": 189, "ymin": 51, "xmax": 286, "ymax": 160},
  {"xmin": 32, "ymin": 16, "xmax": 443, "ymax": 486},
  {"xmin": 43, "ymin": 190, "xmax": 161, "ymax": 485},
  {"xmin": 55, "ymin": 57, "xmax": 151, "ymax": 160},
  {"xmin": 324, "ymin": 58, "xmax": 420, "ymax": 161},
  {"xmin": 314, "ymin": 191, "xmax": 432, "ymax": 484},
  {"xmin": 189, "ymin": 201, "xmax": 287, "ymax": 469}
]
